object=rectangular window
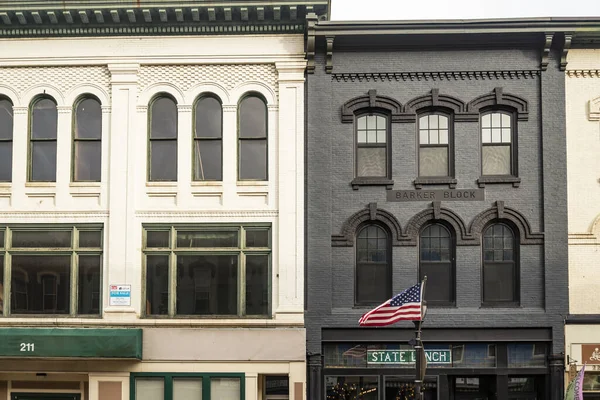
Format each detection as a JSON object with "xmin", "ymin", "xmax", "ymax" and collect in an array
[
  {"xmin": 0, "ymin": 226, "xmax": 102, "ymax": 316},
  {"xmin": 143, "ymin": 225, "xmax": 271, "ymax": 317},
  {"xmin": 132, "ymin": 374, "xmax": 243, "ymax": 400}
]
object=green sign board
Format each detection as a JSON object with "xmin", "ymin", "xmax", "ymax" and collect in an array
[
  {"xmin": 0, "ymin": 328, "xmax": 142, "ymax": 359},
  {"xmin": 367, "ymin": 349, "xmax": 452, "ymax": 365}
]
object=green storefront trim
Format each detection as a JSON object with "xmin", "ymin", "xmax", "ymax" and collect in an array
[
  {"xmin": 130, "ymin": 373, "xmax": 245, "ymax": 400},
  {"xmin": 0, "ymin": 328, "xmax": 142, "ymax": 359}
]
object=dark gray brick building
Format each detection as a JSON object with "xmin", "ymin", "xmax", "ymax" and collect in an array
[{"xmin": 305, "ymin": 19, "xmax": 580, "ymax": 400}]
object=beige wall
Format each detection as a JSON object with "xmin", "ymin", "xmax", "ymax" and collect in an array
[
  {"xmin": 143, "ymin": 327, "xmax": 305, "ymax": 361},
  {"xmin": 566, "ymin": 49, "xmax": 600, "ymax": 315}
]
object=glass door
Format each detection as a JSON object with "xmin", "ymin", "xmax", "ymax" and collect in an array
[{"xmin": 451, "ymin": 376, "xmax": 496, "ymax": 400}]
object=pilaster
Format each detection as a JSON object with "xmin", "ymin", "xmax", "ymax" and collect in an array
[
  {"xmin": 104, "ymin": 63, "xmax": 139, "ymax": 318},
  {"xmin": 177, "ymin": 104, "xmax": 193, "ymax": 205},
  {"xmin": 55, "ymin": 105, "xmax": 72, "ymax": 207},
  {"xmin": 10, "ymin": 107, "xmax": 28, "ymax": 208},
  {"xmin": 274, "ymin": 61, "xmax": 306, "ymax": 316}
]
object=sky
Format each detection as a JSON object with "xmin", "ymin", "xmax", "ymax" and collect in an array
[{"xmin": 331, "ymin": 0, "xmax": 600, "ymax": 21}]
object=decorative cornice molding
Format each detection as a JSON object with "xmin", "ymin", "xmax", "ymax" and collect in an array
[
  {"xmin": 402, "ymin": 203, "xmax": 474, "ymax": 246},
  {"xmin": 0, "ymin": 211, "xmax": 109, "ymax": 218},
  {"xmin": 177, "ymin": 104, "xmax": 193, "ymax": 112},
  {"xmin": 332, "ymin": 202, "xmax": 403, "ymax": 247},
  {"xmin": 467, "ymin": 87, "xmax": 529, "ymax": 121},
  {"xmin": 332, "ymin": 70, "xmax": 540, "ymax": 83},
  {"xmin": 403, "ymin": 89, "xmax": 478, "ymax": 122},
  {"xmin": 541, "ymin": 32, "xmax": 554, "ymax": 71},
  {"xmin": 12, "ymin": 106, "xmax": 27, "ymax": 115},
  {"xmin": 0, "ymin": 4, "xmax": 328, "ymax": 38},
  {"xmin": 560, "ymin": 33, "xmax": 573, "ymax": 72},
  {"xmin": 468, "ymin": 201, "xmax": 543, "ymax": 245},
  {"xmin": 135, "ymin": 210, "xmax": 279, "ymax": 218},
  {"xmin": 306, "ymin": 12, "xmax": 317, "ymax": 74},
  {"xmin": 341, "ymin": 89, "xmax": 403, "ymax": 123},
  {"xmin": 590, "ymin": 96, "xmax": 600, "ymax": 121},
  {"xmin": 566, "ymin": 70, "xmax": 600, "ymax": 78},
  {"xmin": 325, "ymin": 35, "xmax": 334, "ymax": 74}
]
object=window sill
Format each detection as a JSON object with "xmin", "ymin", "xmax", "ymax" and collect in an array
[
  {"xmin": 480, "ymin": 302, "xmax": 521, "ymax": 308},
  {"xmin": 413, "ymin": 177, "xmax": 457, "ymax": 189},
  {"xmin": 146, "ymin": 182, "xmax": 177, "ymax": 196},
  {"xmin": 191, "ymin": 181, "xmax": 223, "ymax": 187},
  {"xmin": 237, "ymin": 180, "xmax": 268, "ymax": 186},
  {"xmin": 25, "ymin": 182, "xmax": 56, "ymax": 188},
  {"xmin": 477, "ymin": 176, "xmax": 521, "ymax": 188},
  {"xmin": 351, "ymin": 177, "xmax": 394, "ymax": 190},
  {"xmin": 70, "ymin": 182, "xmax": 101, "ymax": 196}
]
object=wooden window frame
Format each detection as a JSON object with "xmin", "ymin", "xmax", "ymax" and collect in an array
[
  {"xmin": 28, "ymin": 96, "xmax": 58, "ymax": 183},
  {"xmin": 142, "ymin": 224, "xmax": 272, "ymax": 318},
  {"xmin": 72, "ymin": 95, "xmax": 102, "ymax": 183},
  {"xmin": 148, "ymin": 94, "xmax": 178, "ymax": 182},
  {"xmin": 237, "ymin": 93, "xmax": 268, "ymax": 181},
  {"xmin": 481, "ymin": 222, "xmax": 520, "ymax": 307},
  {"xmin": 0, "ymin": 225, "xmax": 103, "ymax": 317},
  {"xmin": 354, "ymin": 223, "xmax": 392, "ymax": 306},
  {"xmin": 193, "ymin": 94, "xmax": 223, "ymax": 182},
  {"xmin": 131, "ymin": 372, "xmax": 245, "ymax": 400},
  {"xmin": 419, "ymin": 222, "xmax": 456, "ymax": 306}
]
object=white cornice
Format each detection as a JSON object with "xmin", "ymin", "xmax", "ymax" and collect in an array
[
  {"xmin": 135, "ymin": 210, "xmax": 278, "ymax": 218},
  {"xmin": 566, "ymin": 70, "xmax": 600, "ymax": 78},
  {"xmin": 0, "ymin": 211, "xmax": 109, "ymax": 218}
]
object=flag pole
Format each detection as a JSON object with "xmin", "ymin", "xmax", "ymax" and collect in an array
[{"xmin": 414, "ymin": 276, "xmax": 427, "ymax": 400}]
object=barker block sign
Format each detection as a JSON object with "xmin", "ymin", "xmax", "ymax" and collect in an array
[
  {"xmin": 367, "ymin": 349, "xmax": 452, "ymax": 365},
  {"xmin": 109, "ymin": 284, "xmax": 131, "ymax": 306},
  {"xmin": 387, "ymin": 189, "xmax": 484, "ymax": 202},
  {"xmin": 583, "ymin": 344, "xmax": 600, "ymax": 364}
]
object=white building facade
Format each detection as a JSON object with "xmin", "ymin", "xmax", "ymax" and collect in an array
[
  {"xmin": 565, "ymin": 48, "xmax": 600, "ymax": 398},
  {"xmin": 0, "ymin": 2, "xmax": 328, "ymax": 400}
]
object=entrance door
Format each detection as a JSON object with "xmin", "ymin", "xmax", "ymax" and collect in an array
[
  {"xmin": 452, "ymin": 376, "xmax": 496, "ymax": 400},
  {"xmin": 12, "ymin": 394, "xmax": 81, "ymax": 400}
]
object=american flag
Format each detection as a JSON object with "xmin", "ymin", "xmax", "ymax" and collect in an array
[
  {"xmin": 342, "ymin": 345, "xmax": 367, "ymax": 358},
  {"xmin": 358, "ymin": 283, "xmax": 423, "ymax": 326}
]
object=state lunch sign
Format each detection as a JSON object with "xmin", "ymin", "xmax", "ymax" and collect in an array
[{"xmin": 367, "ymin": 349, "xmax": 452, "ymax": 365}]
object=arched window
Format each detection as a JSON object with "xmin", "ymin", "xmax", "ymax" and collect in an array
[
  {"xmin": 356, "ymin": 224, "xmax": 391, "ymax": 305},
  {"xmin": 482, "ymin": 223, "xmax": 519, "ymax": 304},
  {"xmin": 73, "ymin": 96, "xmax": 102, "ymax": 182},
  {"xmin": 355, "ymin": 113, "xmax": 389, "ymax": 178},
  {"xmin": 238, "ymin": 94, "xmax": 267, "ymax": 180},
  {"xmin": 481, "ymin": 111, "xmax": 515, "ymax": 176},
  {"xmin": 419, "ymin": 223, "xmax": 455, "ymax": 305},
  {"xmin": 148, "ymin": 95, "xmax": 178, "ymax": 181},
  {"xmin": 29, "ymin": 97, "xmax": 58, "ymax": 182},
  {"xmin": 0, "ymin": 97, "xmax": 13, "ymax": 182},
  {"xmin": 418, "ymin": 113, "xmax": 452, "ymax": 177},
  {"xmin": 194, "ymin": 95, "xmax": 222, "ymax": 181}
]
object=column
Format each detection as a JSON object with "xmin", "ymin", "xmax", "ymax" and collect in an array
[
  {"xmin": 549, "ymin": 354, "xmax": 565, "ymax": 400},
  {"xmin": 177, "ymin": 104, "xmax": 193, "ymax": 206},
  {"xmin": 104, "ymin": 64, "xmax": 139, "ymax": 318},
  {"xmin": 55, "ymin": 105, "xmax": 72, "ymax": 207},
  {"xmin": 274, "ymin": 60, "xmax": 306, "ymax": 317},
  {"xmin": 9, "ymin": 106, "xmax": 28, "ymax": 208},
  {"xmin": 89, "ymin": 373, "xmax": 130, "ymax": 400},
  {"xmin": 245, "ymin": 373, "xmax": 259, "ymax": 400},
  {"xmin": 308, "ymin": 354, "xmax": 323, "ymax": 400}
]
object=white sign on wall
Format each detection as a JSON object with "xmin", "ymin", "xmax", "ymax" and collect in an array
[{"xmin": 109, "ymin": 284, "xmax": 131, "ymax": 306}]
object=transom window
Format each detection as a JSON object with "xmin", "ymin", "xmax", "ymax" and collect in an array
[
  {"xmin": 143, "ymin": 225, "xmax": 271, "ymax": 317},
  {"xmin": 0, "ymin": 226, "xmax": 102, "ymax": 316},
  {"xmin": 418, "ymin": 114, "xmax": 450, "ymax": 177},
  {"xmin": 133, "ymin": 373, "xmax": 244, "ymax": 400},
  {"xmin": 482, "ymin": 223, "xmax": 518, "ymax": 304},
  {"xmin": 356, "ymin": 114, "xmax": 388, "ymax": 178},
  {"xmin": 419, "ymin": 223, "xmax": 455, "ymax": 305},
  {"xmin": 73, "ymin": 96, "xmax": 102, "ymax": 182},
  {"xmin": 29, "ymin": 97, "xmax": 58, "ymax": 182},
  {"xmin": 356, "ymin": 224, "xmax": 391, "ymax": 305},
  {"xmin": 238, "ymin": 95, "xmax": 267, "ymax": 181},
  {"xmin": 194, "ymin": 95, "xmax": 222, "ymax": 181},
  {"xmin": 0, "ymin": 97, "xmax": 13, "ymax": 182},
  {"xmin": 481, "ymin": 111, "xmax": 514, "ymax": 176},
  {"xmin": 149, "ymin": 95, "xmax": 178, "ymax": 182}
]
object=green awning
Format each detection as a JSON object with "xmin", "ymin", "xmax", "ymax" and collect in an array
[{"xmin": 0, "ymin": 328, "xmax": 142, "ymax": 359}]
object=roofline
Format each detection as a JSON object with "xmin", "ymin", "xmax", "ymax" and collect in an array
[{"xmin": 314, "ymin": 17, "xmax": 600, "ymax": 36}]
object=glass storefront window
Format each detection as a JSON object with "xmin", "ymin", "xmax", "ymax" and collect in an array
[
  {"xmin": 584, "ymin": 372, "xmax": 600, "ymax": 392},
  {"xmin": 385, "ymin": 376, "xmax": 437, "ymax": 400},
  {"xmin": 452, "ymin": 344, "xmax": 496, "ymax": 368},
  {"xmin": 133, "ymin": 374, "xmax": 242, "ymax": 400},
  {"xmin": 507, "ymin": 343, "xmax": 547, "ymax": 367},
  {"xmin": 325, "ymin": 376, "xmax": 378, "ymax": 400}
]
